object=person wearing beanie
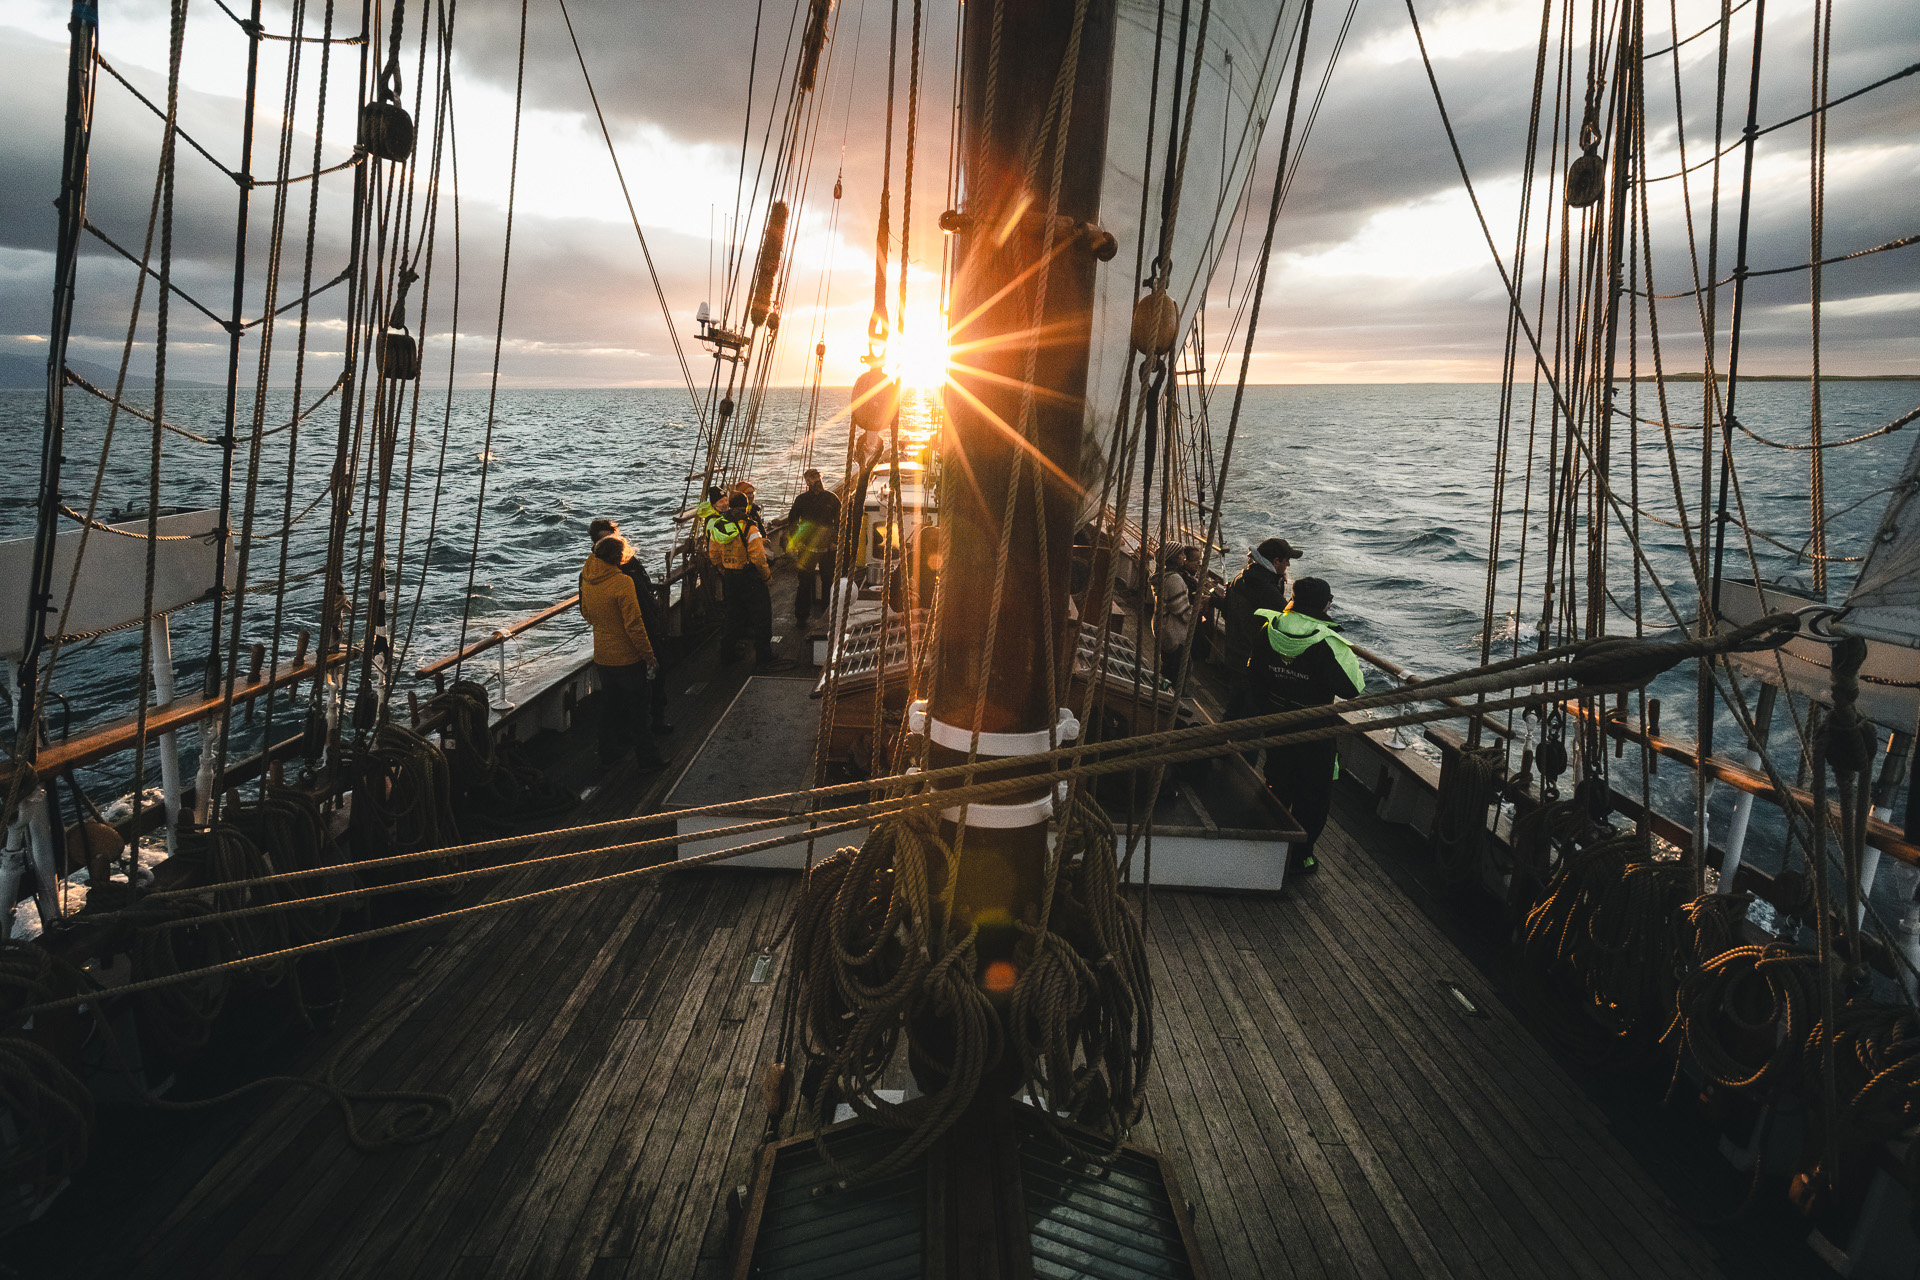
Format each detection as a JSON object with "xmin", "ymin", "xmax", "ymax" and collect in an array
[
  {"xmin": 1246, "ymin": 575, "xmax": 1364, "ymax": 875},
  {"xmin": 1155, "ymin": 545, "xmax": 1202, "ymax": 684}
]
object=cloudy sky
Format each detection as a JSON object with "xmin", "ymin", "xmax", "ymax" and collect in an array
[{"xmin": 0, "ymin": 0, "xmax": 1913, "ymax": 388}]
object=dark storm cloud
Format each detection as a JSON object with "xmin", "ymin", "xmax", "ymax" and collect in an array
[{"xmin": 2, "ymin": 0, "xmax": 1913, "ymax": 385}]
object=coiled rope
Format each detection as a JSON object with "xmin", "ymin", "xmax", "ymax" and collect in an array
[{"xmin": 788, "ymin": 789, "xmax": 1148, "ymax": 1189}]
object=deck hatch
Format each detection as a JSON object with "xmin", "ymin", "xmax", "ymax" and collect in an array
[
  {"xmin": 1018, "ymin": 1120, "xmax": 1196, "ymax": 1279},
  {"xmin": 745, "ymin": 1126, "xmax": 926, "ymax": 1279}
]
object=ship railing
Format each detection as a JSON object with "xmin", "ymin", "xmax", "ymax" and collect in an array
[
  {"xmin": 1346, "ymin": 643, "xmax": 1514, "ymax": 742},
  {"xmin": 412, "ymin": 557, "xmax": 699, "ymax": 693}
]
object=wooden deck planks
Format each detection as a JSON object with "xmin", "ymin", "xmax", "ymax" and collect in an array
[
  {"xmin": 80, "ymin": 789, "xmax": 1743, "ymax": 1280},
  {"xmin": 1308, "ymin": 814, "xmax": 1717, "ymax": 1277}
]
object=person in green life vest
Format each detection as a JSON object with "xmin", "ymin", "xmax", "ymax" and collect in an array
[
  {"xmin": 1247, "ymin": 576, "xmax": 1365, "ymax": 875},
  {"xmin": 694, "ymin": 485, "xmax": 724, "ymax": 525},
  {"xmin": 707, "ymin": 492, "xmax": 786, "ymax": 667}
]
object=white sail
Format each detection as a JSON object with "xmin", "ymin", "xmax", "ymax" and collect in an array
[
  {"xmin": 1841, "ymin": 430, "xmax": 1920, "ymax": 650},
  {"xmin": 1081, "ymin": 0, "xmax": 1308, "ymax": 491}
]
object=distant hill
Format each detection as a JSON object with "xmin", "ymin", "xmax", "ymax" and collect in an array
[{"xmin": 0, "ymin": 352, "xmax": 220, "ymax": 390}]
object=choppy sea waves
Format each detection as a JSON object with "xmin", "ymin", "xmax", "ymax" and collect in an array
[{"xmin": 3, "ymin": 380, "xmax": 1916, "ymax": 894}]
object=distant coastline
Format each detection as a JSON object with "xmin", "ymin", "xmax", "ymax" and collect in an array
[{"xmin": 1627, "ymin": 372, "xmax": 1917, "ymax": 382}]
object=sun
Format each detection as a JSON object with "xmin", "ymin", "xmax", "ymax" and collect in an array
[{"xmin": 891, "ymin": 324, "xmax": 951, "ymax": 390}]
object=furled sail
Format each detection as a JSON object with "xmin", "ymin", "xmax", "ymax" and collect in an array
[
  {"xmin": 1080, "ymin": 0, "xmax": 1308, "ymax": 490},
  {"xmin": 1841, "ymin": 430, "xmax": 1920, "ymax": 649}
]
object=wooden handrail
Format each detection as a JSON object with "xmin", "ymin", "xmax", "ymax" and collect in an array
[
  {"xmin": 414, "ymin": 595, "xmax": 580, "ymax": 679},
  {"xmin": 1349, "ymin": 643, "xmax": 1514, "ymax": 740},
  {"xmin": 412, "ymin": 549, "xmax": 702, "ymax": 682},
  {"xmin": 1579, "ymin": 705, "xmax": 1920, "ymax": 868},
  {"xmin": 0, "ymin": 650, "xmax": 351, "ymax": 785}
]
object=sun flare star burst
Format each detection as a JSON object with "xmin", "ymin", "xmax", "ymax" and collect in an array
[{"xmin": 891, "ymin": 325, "xmax": 952, "ymax": 390}]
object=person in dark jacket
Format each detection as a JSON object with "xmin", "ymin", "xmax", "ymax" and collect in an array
[
  {"xmin": 1223, "ymin": 537, "xmax": 1301, "ymax": 675},
  {"xmin": 589, "ymin": 519, "xmax": 672, "ymax": 735},
  {"xmin": 1246, "ymin": 576, "xmax": 1364, "ymax": 875},
  {"xmin": 784, "ymin": 468, "xmax": 840, "ymax": 624}
]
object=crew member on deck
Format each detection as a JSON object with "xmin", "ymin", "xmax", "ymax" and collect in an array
[
  {"xmin": 588, "ymin": 518, "xmax": 673, "ymax": 736},
  {"xmin": 730, "ymin": 480, "xmax": 767, "ymax": 537},
  {"xmin": 1155, "ymin": 545, "xmax": 1201, "ymax": 684},
  {"xmin": 1247, "ymin": 576, "xmax": 1364, "ymax": 875},
  {"xmin": 707, "ymin": 492, "xmax": 782, "ymax": 667},
  {"xmin": 580, "ymin": 534, "xmax": 665, "ymax": 770},
  {"xmin": 785, "ymin": 467, "xmax": 840, "ymax": 624},
  {"xmin": 1223, "ymin": 537, "xmax": 1302, "ymax": 715}
]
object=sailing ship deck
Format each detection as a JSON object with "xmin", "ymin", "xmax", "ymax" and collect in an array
[{"xmin": 26, "ymin": 634, "xmax": 1728, "ymax": 1279}]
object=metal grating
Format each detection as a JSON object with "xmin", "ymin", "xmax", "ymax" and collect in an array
[
  {"xmin": 820, "ymin": 608, "xmax": 926, "ymax": 682},
  {"xmin": 1071, "ymin": 628, "xmax": 1167, "ymax": 691},
  {"xmin": 1019, "ymin": 1122, "xmax": 1196, "ymax": 1280},
  {"xmin": 821, "ymin": 611, "xmax": 1166, "ymax": 692},
  {"xmin": 746, "ymin": 1126, "xmax": 926, "ymax": 1280}
]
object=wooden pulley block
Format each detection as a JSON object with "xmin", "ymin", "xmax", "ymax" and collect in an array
[
  {"xmin": 1130, "ymin": 289, "xmax": 1180, "ymax": 355},
  {"xmin": 1565, "ymin": 150, "xmax": 1605, "ymax": 208},
  {"xmin": 377, "ymin": 329, "xmax": 421, "ymax": 381},
  {"xmin": 359, "ymin": 101, "xmax": 415, "ymax": 163},
  {"xmin": 851, "ymin": 366, "xmax": 900, "ymax": 433}
]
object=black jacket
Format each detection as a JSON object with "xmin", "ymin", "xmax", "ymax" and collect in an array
[
  {"xmin": 618, "ymin": 554, "xmax": 672, "ymax": 665},
  {"xmin": 787, "ymin": 485, "xmax": 840, "ymax": 530},
  {"xmin": 1248, "ymin": 620, "xmax": 1365, "ymax": 710},
  {"xmin": 1223, "ymin": 561, "xmax": 1287, "ymax": 668}
]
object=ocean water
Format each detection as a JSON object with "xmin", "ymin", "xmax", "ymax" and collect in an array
[{"xmin": 2, "ymin": 379, "xmax": 1916, "ymax": 887}]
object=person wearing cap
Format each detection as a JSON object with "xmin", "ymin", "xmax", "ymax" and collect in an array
[
  {"xmin": 1224, "ymin": 538, "xmax": 1301, "ymax": 673},
  {"xmin": 1247, "ymin": 576, "xmax": 1364, "ymax": 875},
  {"xmin": 1155, "ymin": 545, "xmax": 1202, "ymax": 683},
  {"xmin": 784, "ymin": 467, "xmax": 840, "ymax": 624},
  {"xmin": 579, "ymin": 534, "xmax": 666, "ymax": 770},
  {"xmin": 707, "ymin": 491, "xmax": 778, "ymax": 665},
  {"xmin": 588, "ymin": 518, "xmax": 673, "ymax": 736}
]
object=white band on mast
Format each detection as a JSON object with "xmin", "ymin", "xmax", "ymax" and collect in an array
[{"xmin": 905, "ymin": 699, "xmax": 1080, "ymax": 756}]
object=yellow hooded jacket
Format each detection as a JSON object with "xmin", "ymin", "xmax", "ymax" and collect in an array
[{"xmin": 579, "ymin": 554, "xmax": 656, "ymax": 668}]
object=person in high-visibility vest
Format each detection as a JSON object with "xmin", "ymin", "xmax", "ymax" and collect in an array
[
  {"xmin": 707, "ymin": 492, "xmax": 778, "ymax": 665},
  {"xmin": 1248, "ymin": 576, "xmax": 1364, "ymax": 875}
]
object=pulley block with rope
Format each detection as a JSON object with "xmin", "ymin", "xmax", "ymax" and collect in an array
[
  {"xmin": 376, "ymin": 269, "xmax": 423, "ymax": 382},
  {"xmin": 1565, "ymin": 119, "xmax": 1605, "ymax": 208},
  {"xmin": 1130, "ymin": 288, "xmax": 1180, "ymax": 356},
  {"xmin": 850, "ymin": 363, "xmax": 901, "ymax": 435},
  {"xmin": 360, "ymin": 0, "xmax": 415, "ymax": 162}
]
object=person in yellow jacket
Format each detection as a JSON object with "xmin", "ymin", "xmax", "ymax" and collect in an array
[
  {"xmin": 706, "ymin": 491, "xmax": 782, "ymax": 666},
  {"xmin": 580, "ymin": 534, "xmax": 666, "ymax": 768}
]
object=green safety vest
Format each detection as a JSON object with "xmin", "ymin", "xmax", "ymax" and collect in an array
[
  {"xmin": 1253, "ymin": 607, "xmax": 1364, "ymax": 781},
  {"xmin": 706, "ymin": 514, "xmax": 743, "ymax": 544}
]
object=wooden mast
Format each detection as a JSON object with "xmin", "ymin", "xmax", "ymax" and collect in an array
[{"xmin": 931, "ymin": 0, "xmax": 1117, "ymax": 990}]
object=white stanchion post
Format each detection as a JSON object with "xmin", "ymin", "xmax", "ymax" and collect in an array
[
  {"xmin": 1719, "ymin": 683, "xmax": 1777, "ymax": 891},
  {"xmin": 149, "ymin": 616, "xmax": 184, "ymax": 853}
]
